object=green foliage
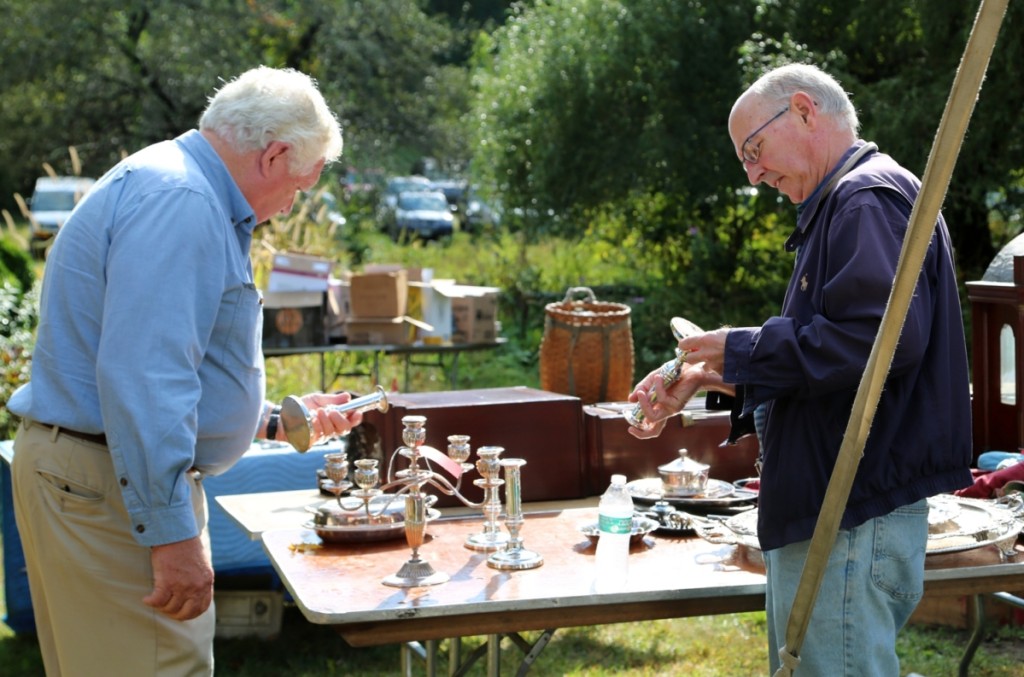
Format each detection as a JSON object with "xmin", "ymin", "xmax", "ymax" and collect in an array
[
  {"xmin": 0, "ymin": 238, "xmax": 34, "ymax": 293},
  {"xmin": 0, "ymin": 281, "xmax": 39, "ymax": 440},
  {"xmin": 0, "ymin": 0, "xmax": 475, "ymax": 210},
  {"xmin": 469, "ymin": 0, "xmax": 758, "ymax": 241}
]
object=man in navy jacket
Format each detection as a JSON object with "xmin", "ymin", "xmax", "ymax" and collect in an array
[{"xmin": 629, "ymin": 63, "xmax": 973, "ymax": 675}]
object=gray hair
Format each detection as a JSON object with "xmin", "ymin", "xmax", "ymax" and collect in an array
[
  {"xmin": 748, "ymin": 63, "xmax": 860, "ymax": 134},
  {"xmin": 199, "ymin": 66, "xmax": 343, "ymax": 174}
]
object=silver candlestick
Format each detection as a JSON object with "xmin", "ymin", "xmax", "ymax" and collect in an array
[
  {"xmin": 487, "ymin": 458, "xmax": 543, "ymax": 570},
  {"xmin": 464, "ymin": 446, "xmax": 510, "ymax": 552},
  {"xmin": 281, "ymin": 385, "xmax": 390, "ymax": 452}
]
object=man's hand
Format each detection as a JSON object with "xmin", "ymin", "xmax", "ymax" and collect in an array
[
  {"xmin": 300, "ymin": 391, "xmax": 364, "ymax": 443},
  {"xmin": 626, "ymin": 361, "xmax": 711, "ymax": 439},
  {"xmin": 678, "ymin": 328, "xmax": 730, "ymax": 374},
  {"xmin": 144, "ymin": 536, "xmax": 214, "ymax": 621}
]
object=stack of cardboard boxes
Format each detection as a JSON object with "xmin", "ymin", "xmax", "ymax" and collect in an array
[
  {"xmin": 261, "ymin": 256, "xmax": 502, "ymax": 348},
  {"xmin": 346, "ymin": 266, "xmax": 500, "ymax": 346}
]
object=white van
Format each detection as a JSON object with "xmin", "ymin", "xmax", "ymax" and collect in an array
[{"xmin": 28, "ymin": 176, "xmax": 95, "ymax": 253}]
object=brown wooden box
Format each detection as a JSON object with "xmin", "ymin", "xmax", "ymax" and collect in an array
[
  {"xmin": 360, "ymin": 387, "xmax": 585, "ymax": 507},
  {"xmin": 582, "ymin": 397, "xmax": 761, "ymax": 496}
]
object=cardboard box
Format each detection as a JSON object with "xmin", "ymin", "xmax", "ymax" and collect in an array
[
  {"xmin": 267, "ymin": 253, "xmax": 333, "ymax": 293},
  {"xmin": 326, "ymin": 278, "xmax": 351, "ymax": 341},
  {"xmin": 345, "ymin": 316, "xmax": 431, "ymax": 345},
  {"xmin": 349, "ymin": 270, "xmax": 408, "ymax": 318},
  {"xmin": 360, "ymin": 387, "xmax": 585, "ymax": 507},
  {"xmin": 450, "ymin": 285, "xmax": 500, "ymax": 343},
  {"xmin": 581, "ymin": 397, "xmax": 760, "ymax": 496},
  {"xmin": 408, "ymin": 280, "xmax": 458, "ymax": 343},
  {"xmin": 214, "ymin": 590, "xmax": 283, "ymax": 639},
  {"xmin": 363, "ymin": 264, "xmax": 434, "ymax": 284},
  {"xmin": 262, "ymin": 291, "xmax": 327, "ymax": 349}
]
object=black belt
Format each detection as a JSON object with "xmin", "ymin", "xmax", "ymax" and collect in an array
[{"xmin": 32, "ymin": 420, "xmax": 108, "ymax": 447}]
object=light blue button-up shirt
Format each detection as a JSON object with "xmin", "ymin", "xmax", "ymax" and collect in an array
[{"xmin": 9, "ymin": 130, "xmax": 266, "ymax": 546}]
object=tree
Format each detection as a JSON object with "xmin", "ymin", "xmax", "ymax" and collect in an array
[
  {"xmin": 469, "ymin": 0, "xmax": 759, "ymax": 238},
  {"xmin": 0, "ymin": 0, "xmax": 474, "ymax": 209}
]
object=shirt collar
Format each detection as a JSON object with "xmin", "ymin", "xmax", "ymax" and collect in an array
[
  {"xmin": 176, "ymin": 130, "xmax": 257, "ymax": 234},
  {"xmin": 786, "ymin": 140, "xmax": 876, "ymax": 252}
]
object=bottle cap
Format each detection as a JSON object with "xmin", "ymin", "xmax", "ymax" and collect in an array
[{"xmin": 611, "ymin": 474, "xmax": 627, "ymax": 485}]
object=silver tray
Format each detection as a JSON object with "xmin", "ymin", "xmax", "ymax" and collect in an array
[
  {"xmin": 303, "ymin": 507, "xmax": 441, "ymax": 543},
  {"xmin": 695, "ymin": 494, "xmax": 1024, "ymax": 558},
  {"xmin": 579, "ymin": 515, "xmax": 659, "ymax": 545},
  {"xmin": 303, "ymin": 494, "xmax": 440, "ymax": 543},
  {"xmin": 626, "ymin": 477, "xmax": 757, "ymax": 508}
]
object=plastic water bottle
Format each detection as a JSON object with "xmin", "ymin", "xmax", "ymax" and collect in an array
[{"xmin": 594, "ymin": 474, "xmax": 634, "ymax": 592}]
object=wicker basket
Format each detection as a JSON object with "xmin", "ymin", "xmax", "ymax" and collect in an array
[{"xmin": 540, "ymin": 287, "xmax": 634, "ymax": 404}]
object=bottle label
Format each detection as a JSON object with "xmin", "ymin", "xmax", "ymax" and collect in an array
[{"xmin": 599, "ymin": 514, "xmax": 633, "ymax": 535}]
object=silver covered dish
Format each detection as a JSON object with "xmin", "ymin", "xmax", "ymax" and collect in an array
[{"xmin": 658, "ymin": 448, "xmax": 710, "ymax": 496}]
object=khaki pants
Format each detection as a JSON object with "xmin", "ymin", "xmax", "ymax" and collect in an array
[{"xmin": 12, "ymin": 420, "xmax": 215, "ymax": 677}]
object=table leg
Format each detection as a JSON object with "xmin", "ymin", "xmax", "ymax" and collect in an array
[
  {"xmin": 958, "ymin": 594, "xmax": 985, "ymax": 677},
  {"xmin": 486, "ymin": 634, "xmax": 501, "ymax": 676},
  {"xmin": 448, "ymin": 637, "xmax": 462, "ymax": 677},
  {"xmin": 400, "ymin": 640, "xmax": 439, "ymax": 677},
  {"xmin": 449, "ymin": 352, "xmax": 461, "ymax": 389}
]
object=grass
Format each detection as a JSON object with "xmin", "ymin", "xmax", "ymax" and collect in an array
[{"xmin": 2, "ymin": 598, "xmax": 1024, "ymax": 676}]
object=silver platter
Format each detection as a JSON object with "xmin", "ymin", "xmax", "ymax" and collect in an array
[
  {"xmin": 304, "ymin": 494, "xmax": 441, "ymax": 543},
  {"xmin": 303, "ymin": 507, "xmax": 441, "ymax": 543},
  {"xmin": 694, "ymin": 494, "xmax": 1024, "ymax": 557},
  {"xmin": 579, "ymin": 515, "xmax": 659, "ymax": 545},
  {"xmin": 626, "ymin": 477, "xmax": 757, "ymax": 508}
]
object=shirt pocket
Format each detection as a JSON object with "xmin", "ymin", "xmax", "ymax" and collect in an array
[{"xmin": 209, "ymin": 283, "xmax": 262, "ymax": 374}]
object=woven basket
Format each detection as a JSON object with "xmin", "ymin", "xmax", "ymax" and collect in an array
[{"xmin": 540, "ymin": 287, "xmax": 634, "ymax": 404}]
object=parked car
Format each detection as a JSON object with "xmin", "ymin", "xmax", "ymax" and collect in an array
[
  {"xmin": 381, "ymin": 175, "xmax": 432, "ymax": 210},
  {"xmin": 389, "ymin": 190, "xmax": 454, "ymax": 240},
  {"xmin": 430, "ymin": 179, "xmax": 468, "ymax": 211},
  {"xmin": 464, "ymin": 187, "xmax": 502, "ymax": 232},
  {"xmin": 27, "ymin": 176, "xmax": 96, "ymax": 255}
]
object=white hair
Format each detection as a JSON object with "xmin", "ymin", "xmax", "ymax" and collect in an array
[
  {"xmin": 199, "ymin": 66, "xmax": 343, "ymax": 174},
  {"xmin": 748, "ymin": 63, "xmax": 860, "ymax": 134}
]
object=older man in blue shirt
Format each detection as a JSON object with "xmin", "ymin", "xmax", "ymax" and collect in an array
[{"xmin": 10, "ymin": 66, "xmax": 359, "ymax": 676}]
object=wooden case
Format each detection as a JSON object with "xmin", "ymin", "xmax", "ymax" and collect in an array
[
  {"xmin": 360, "ymin": 387, "xmax": 585, "ymax": 507},
  {"xmin": 582, "ymin": 397, "xmax": 760, "ymax": 495}
]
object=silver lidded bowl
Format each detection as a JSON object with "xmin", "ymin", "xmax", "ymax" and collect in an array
[{"xmin": 658, "ymin": 448, "xmax": 710, "ymax": 496}]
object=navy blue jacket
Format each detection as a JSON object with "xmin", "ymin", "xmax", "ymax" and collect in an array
[{"xmin": 723, "ymin": 141, "xmax": 973, "ymax": 551}]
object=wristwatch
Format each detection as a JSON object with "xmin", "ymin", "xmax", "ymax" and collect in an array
[{"xmin": 266, "ymin": 405, "xmax": 282, "ymax": 441}]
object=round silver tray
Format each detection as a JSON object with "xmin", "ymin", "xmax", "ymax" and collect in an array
[
  {"xmin": 694, "ymin": 494, "xmax": 1024, "ymax": 557},
  {"xmin": 579, "ymin": 515, "xmax": 659, "ymax": 545},
  {"xmin": 626, "ymin": 477, "xmax": 757, "ymax": 508}
]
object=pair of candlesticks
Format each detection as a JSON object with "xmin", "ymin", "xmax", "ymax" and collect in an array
[{"xmin": 290, "ymin": 387, "xmax": 543, "ymax": 587}]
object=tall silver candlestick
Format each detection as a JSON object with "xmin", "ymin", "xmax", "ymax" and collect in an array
[{"xmin": 487, "ymin": 458, "xmax": 543, "ymax": 570}]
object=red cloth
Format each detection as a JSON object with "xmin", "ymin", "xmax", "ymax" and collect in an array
[{"xmin": 954, "ymin": 462, "xmax": 1024, "ymax": 499}]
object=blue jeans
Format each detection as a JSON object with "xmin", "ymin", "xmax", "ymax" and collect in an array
[{"xmin": 763, "ymin": 499, "xmax": 928, "ymax": 676}]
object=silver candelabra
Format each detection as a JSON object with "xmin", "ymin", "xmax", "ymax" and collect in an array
[{"xmin": 317, "ymin": 414, "xmax": 543, "ymax": 586}]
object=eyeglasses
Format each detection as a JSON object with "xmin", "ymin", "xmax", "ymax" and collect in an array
[{"xmin": 741, "ymin": 107, "xmax": 789, "ymax": 165}]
